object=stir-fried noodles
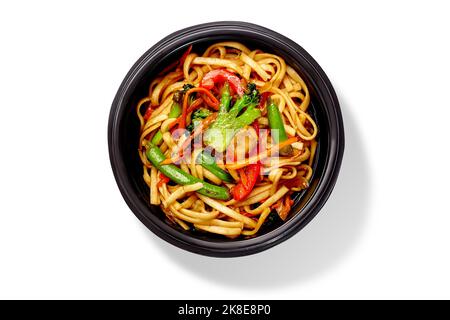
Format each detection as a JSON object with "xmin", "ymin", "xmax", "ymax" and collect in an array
[{"xmin": 137, "ymin": 42, "xmax": 318, "ymax": 237}]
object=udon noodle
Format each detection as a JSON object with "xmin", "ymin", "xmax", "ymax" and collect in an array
[{"xmin": 136, "ymin": 42, "xmax": 318, "ymax": 237}]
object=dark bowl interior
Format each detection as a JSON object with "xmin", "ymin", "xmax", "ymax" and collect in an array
[{"xmin": 108, "ymin": 22, "xmax": 344, "ymax": 257}]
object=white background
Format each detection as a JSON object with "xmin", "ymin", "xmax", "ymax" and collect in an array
[{"xmin": 1, "ymin": 0, "xmax": 449, "ymax": 299}]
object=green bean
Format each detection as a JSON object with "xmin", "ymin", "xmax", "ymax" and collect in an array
[
  {"xmin": 267, "ymin": 99, "xmax": 293, "ymax": 156},
  {"xmin": 146, "ymin": 144, "xmax": 230, "ymax": 200},
  {"xmin": 197, "ymin": 152, "xmax": 234, "ymax": 183},
  {"xmin": 151, "ymin": 102, "xmax": 181, "ymax": 146}
]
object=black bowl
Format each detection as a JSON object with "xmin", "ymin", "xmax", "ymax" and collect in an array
[{"xmin": 108, "ymin": 21, "xmax": 344, "ymax": 257}]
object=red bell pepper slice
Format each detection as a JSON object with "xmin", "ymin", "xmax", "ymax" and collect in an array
[
  {"xmin": 157, "ymin": 173, "xmax": 170, "ymax": 188},
  {"xmin": 231, "ymin": 163, "xmax": 262, "ymax": 201},
  {"xmin": 143, "ymin": 104, "xmax": 154, "ymax": 121},
  {"xmin": 200, "ymin": 69, "xmax": 245, "ymax": 96}
]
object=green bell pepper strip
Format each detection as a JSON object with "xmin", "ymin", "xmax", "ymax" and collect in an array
[
  {"xmin": 197, "ymin": 152, "xmax": 234, "ymax": 183},
  {"xmin": 151, "ymin": 102, "xmax": 181, "ymax": 146},
  {"xmin": 146, "ymin": 144, "xmax": 230, "ymax": 200}
]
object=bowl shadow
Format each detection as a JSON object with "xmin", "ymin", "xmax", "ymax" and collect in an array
[{"xmin": 144, "ymin": 94, "xmax": 371, "ymax": 288}]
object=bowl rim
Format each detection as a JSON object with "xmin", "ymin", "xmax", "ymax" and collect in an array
[{"xmin": 108, "ymin": 21, "xmax": 345, "ymax": 257}]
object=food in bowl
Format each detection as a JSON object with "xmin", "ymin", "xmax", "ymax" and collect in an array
[{"xmin": 136, "ymin": 41, "xmax": 318, "ymax": 237}]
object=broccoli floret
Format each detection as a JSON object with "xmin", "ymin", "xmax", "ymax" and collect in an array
[
  {"xmin": 172, "ymin": 84, "xmax": 195, "ymax": 104},
  {"xmin": 186, "ymin": 108, "xmax": 213, "ymax": 132},
  {"xmin": 246, "ymin": 82, "xmax": 258, "ymax": 97},
  {"xmin": 232, "ymin": 83, "xmax": 260, "ymax": 114},
  {"xmin": 204, "ymin": 83, "xmax": 261, "ymax": 152},
  {"xmin": 192, "ymin": 108, "xmax": 212, "ymax": 120},
  {"xmin": 182, "ymin": 83, "xmax": 195, "ymax": 93}
]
